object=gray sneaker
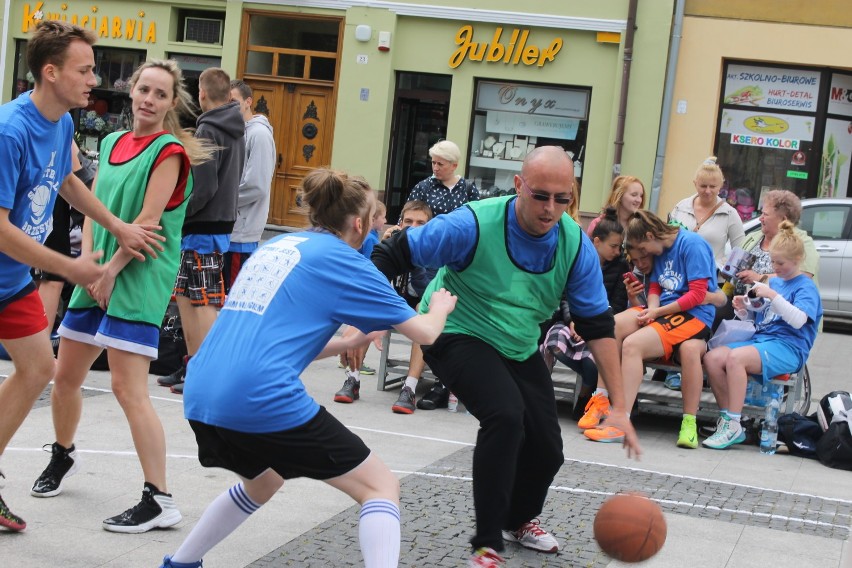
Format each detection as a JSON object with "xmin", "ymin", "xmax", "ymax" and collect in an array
[
  {"xmin": 333, "ymin": 373, "xmax": 360, "ymax": 403},
  {"xmin": 391, "ymin": 386, "xmax": 416, "ymax": 414}
]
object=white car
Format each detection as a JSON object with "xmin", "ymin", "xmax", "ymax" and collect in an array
[{"xmin": 742, "ymin": 197, "xmax": 852, "ymax": 320}]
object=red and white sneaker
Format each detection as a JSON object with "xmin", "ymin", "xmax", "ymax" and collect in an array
[
  {"xmin": 502, "ymin": 518, "xmax": 559, "ymax": 553},
  {"xmin": 469, "ymin": 547, "xmax": 505, "ymax": 567}
]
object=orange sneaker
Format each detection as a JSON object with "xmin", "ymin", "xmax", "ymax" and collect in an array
[
  {"xmin": 577, "ymin": 393, "xmax": 610, "ymax": 430},
  {"xmin": 583, "ymin": 425, "xmax": 625, "ymax": 443}
]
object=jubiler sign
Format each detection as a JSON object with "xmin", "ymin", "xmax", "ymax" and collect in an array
[{"xmin": 449, "ymin": 25, "xmax": 562, "ymax": 69}]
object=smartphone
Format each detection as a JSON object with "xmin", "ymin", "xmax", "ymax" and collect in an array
[{"xmin": 623, "ymin": 272, "xmax": 640, "ymax": 285}]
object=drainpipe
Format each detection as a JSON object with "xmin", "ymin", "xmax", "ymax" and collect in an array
[
  {"xmin": 649, "ymin": 0, "xmax": 686, "ymax": 213},
  {"xmin": 612, "ymin": 0, "xmax": 638, "ymax": 179}
]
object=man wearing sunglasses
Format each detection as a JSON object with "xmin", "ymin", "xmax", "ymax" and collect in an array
[{"xmin": 368, "ymin": 146, "xmax": 639, "ymax": 567}]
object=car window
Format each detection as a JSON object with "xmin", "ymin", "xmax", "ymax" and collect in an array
[{"xmin": 799, "ymin": 205, "xmax": 850, "ymax": 240}]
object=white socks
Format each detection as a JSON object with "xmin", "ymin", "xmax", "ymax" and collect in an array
[
  {"xmin": 404, "ymin": 376, "xmax": 419, "ymax": 390},
  {"xmin": 594, "ymin": 388, "xmax": 609, "ymax": 398},
  {"xmin": 171, "ymin": 483, "xmax": 260, "ymax": 564},
  {"xmin": 359, "ymin": 499, "xmax": 400, "ymax": 568}
]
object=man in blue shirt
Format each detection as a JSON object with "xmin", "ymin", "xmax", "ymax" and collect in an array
[
  {"xmin": 0, "ymin": 21, "xmax": 162, "ymax": 531},
  {"xmin": 368, "ymin": 146, "xmax": 640, "ymax": 566}
]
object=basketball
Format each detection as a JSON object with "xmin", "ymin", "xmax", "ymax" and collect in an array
[{"xmin": 593, "ymin": 493, "xmax": 666, "ymax": 562}]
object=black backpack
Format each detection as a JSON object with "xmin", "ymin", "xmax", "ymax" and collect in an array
[
  {"xmin": 778, "ymin": 413, "xmax": 823, "ymax": 458},
  {"xmin": 816, "ymin": 412, "xmax": 852, "ymax": 471}
]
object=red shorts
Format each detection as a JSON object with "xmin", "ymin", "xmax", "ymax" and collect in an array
[
  {"xmin": 0, "ymin": 289, "xmax": 48, "ymax": 340},
  {"xmin": 647, "ymin": 311, "xmax": 710, "ymax": 361}
]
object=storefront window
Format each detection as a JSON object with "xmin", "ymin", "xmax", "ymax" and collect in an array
[
  {"xmin": 466, "ymin": 80, "xmax": 589, "ymax": 199},
  {"xmin": 715, "ymin": 62, "xmax": 852, "ymax": 220}
]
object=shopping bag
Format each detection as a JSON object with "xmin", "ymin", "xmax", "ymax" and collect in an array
[{"xmin": 708, "ymin": 318, "xmax": 755, "ymax": 350}]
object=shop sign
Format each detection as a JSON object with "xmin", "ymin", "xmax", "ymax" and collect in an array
[
  {"xmin": 486, "ymin": 110, "xmax": 580, "ymax": 140},
  {"xmin": 721, "ymin": 109, "xmax": 814, "ymax": 142},
  {"xmin": 476, "ymin": 81, "xmax": 588, "ymax": 120},
  {"xmin": 723, "ymin": 64, "xmax": 820, "ymax": 112},
  {"xmin": 731, "ymin": 134, "xmax": 800, "ymax": 150},
  {"xmin": 828, "ymin": 73, "xmax": 852, "ymax": 118},
  {"xmin": 22, "ymin": 2, "xmax": 157, "ymax": 43},
  {"xmin": 449, "ymin": 25, "xmax": 562, "ymax": 69}
]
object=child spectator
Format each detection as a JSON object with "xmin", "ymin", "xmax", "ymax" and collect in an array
[{"xmin": 702, "ymin": 220, "xmax": 822, "ymax": 449}]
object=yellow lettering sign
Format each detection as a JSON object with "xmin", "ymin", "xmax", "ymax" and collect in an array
[
  {"xmin": 449, "ymin": 25, "xmax": 562, "ymax": 69},
  {"xmin": 20, "ymin": 3, "xmax": 157, "ymax": 43}
]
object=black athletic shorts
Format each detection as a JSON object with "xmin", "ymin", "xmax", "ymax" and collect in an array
[{"xmin": 189, "ymin": 406, "xmax": 371, "ymax": 481}]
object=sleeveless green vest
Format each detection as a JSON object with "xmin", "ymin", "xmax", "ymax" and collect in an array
[
  {"xmin": 420, "ymin": 196, "xmax": 581, "ymax": 360},
  {"xmin": 69, "ymin": 131, "xmax": 192, "ymax": 327}
]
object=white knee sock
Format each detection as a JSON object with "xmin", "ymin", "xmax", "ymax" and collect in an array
[
  {"xmin": 359, "ymin": 499, "xmax": 400, "ymax": 568},
  {"xmin": 172, "ymin": 483, "xmax": 260, "ymax": 563}
]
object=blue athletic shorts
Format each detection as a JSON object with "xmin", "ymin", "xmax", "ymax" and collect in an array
[
  {"xmin": 58, "ymin": 307, "xmax": 160, "ymax": 360},
  {"xmin": 726, "ymin": 336, "xmax": 804, "ymax": 382}
]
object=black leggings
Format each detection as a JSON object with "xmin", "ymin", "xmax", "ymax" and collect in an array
[{"xmin": 423, "ymin": 334, "xmax": 564, "ymax": 551}]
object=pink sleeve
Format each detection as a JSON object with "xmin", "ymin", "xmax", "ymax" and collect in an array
[
  {"xmin": 676, "ymin": 278, "xmax": 709, "ymax": 311},
  {"xmin": 586, "ymin": 216, "xmax": 600, "ymax": 237}
]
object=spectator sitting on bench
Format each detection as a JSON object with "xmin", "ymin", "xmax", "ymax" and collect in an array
[
  {"xmin": 582, "ymin": 211, "xmax": 718, "ymax": 448},
  {"xmin": 541, "ymin": 207, "xmax": 629, "ymax": 420},
  {"xmin": 385, "ymin": 201, "xmax": 437, "ymax": 414},
  {"xmin": 702, "ymin": 220, "xmax": 822, "ymax": 450}
]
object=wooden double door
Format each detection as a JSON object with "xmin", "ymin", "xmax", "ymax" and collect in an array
[{"xmin": 246, "ymin": 80, "xmax": 335, "ymax": 227}]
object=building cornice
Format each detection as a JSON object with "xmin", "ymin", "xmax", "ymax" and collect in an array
[{"xmin": 243, "ymin": 1, "xmax": 627, "ymax": 32}]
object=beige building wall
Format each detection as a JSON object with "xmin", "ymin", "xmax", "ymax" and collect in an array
[{"xmin": 658, "ymin": 16, "xmax": 852, "ymax": 216}]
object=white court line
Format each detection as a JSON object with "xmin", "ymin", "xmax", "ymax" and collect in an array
[
  {"xmin": 23, "ymin": 384, "xmax": 852, "ymax": 510},
  {"xmin": 390, "ymin": 470, "xmax": 850, "ymax": 533}
]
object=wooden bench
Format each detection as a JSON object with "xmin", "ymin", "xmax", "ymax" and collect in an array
[{"xmin": 376, "ymin": 331, "xmax": 811, "ymax": 420}]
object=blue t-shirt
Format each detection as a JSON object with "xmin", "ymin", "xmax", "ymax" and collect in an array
[
  {"xmin": 406, "ymin": 199, "xmax": 610, "ymax": 319},
  {"xmin": 357, "ymin": 229, "xmax": 379, "ymax": 258},
  {"xmin": 754, "ymin": 274, "xmax": 822, "ymax": 360},
  {"xmin": 651, "ymin": 229, "xmax": 718, "ymax": 328},
  {"xmin": 183, "ymin": 231, "xmax": 417, "ymax": 432},
  {"xmin": 0, "ymin": 92, "xmax": 73, "ymax": 301}
]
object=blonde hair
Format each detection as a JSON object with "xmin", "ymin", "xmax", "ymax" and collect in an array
[
  {"xmin": 128, "ymin": 60, "xmax": 214, "ymax": 165},
  {"xmin": 429, "ymin": 140, "xmax": 461, "ymax": 164},
  {"xmin": 694, "ymin": 156, "xmax": 725, "ymax": 183},
  {"xmin": 301, "ymin": 169, "xmax": 374, "ymax": 236},
  {"xmin": 604, "ymin": 175, "xmax": 646, "ymax": 215},
  {"xmin": 769, "ymin": 220, "xmax": 805, "ymax": 262},
  {"xmin": 625, "ymin": 210, "xmax": 679, "ymax": 243}
]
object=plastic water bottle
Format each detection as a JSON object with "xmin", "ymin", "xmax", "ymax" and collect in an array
[
  {"xmin": 447, "ymin": 392, "xmax": 459, "ymax": 412},
  {"xmin": 760, "ymin": 388, "xmax": 781, "ymax": 455},
  {"xmin": 744, "ymin": 380, "xmax": 764, "ymax": 407}
]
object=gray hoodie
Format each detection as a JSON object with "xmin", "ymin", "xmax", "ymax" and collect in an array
[
  {"xmin": 231, "ymin": 114, "xmax": 275, "ymax": 244},
  {"xmin": 184, "ymin": 101, "xmax": 246, "ymax": 236}
]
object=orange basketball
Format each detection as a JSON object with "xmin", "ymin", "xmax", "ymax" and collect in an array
[{"xmin": 594, "ymin": 493, "xmax": 667, "ymax": 563}]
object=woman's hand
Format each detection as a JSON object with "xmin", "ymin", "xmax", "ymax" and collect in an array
[
  {"xmin": 736, "ymin": 269, "xmax": 761, "ymax": 286},
  {"xmin": 624, "ymin": 277, "xmax": 644, "ymax": 301},
  {"xmin": 568, "ymin": 321, "xmax": 583, "ymax": 342},
  {"xmin": 636, "ymin": 307, "xmax": 658, "ymax": 326},
  {"xmin": 88, "ymin": 271, "xmax": 116, "ymax": 310}
]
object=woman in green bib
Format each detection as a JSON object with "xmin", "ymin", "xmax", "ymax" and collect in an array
[{"xmin": 33, "ymin": 60, "xmax": 214, "ymax": 533}]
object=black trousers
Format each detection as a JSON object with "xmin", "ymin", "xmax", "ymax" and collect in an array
[{"xmin": 423, "ymin": 333, "xmax": 564, "ymax": 551}]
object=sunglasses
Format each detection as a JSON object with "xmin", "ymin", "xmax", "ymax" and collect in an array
[{"xmin": 519, "ymin": 177, "xmax": 573, "ymax": 205}]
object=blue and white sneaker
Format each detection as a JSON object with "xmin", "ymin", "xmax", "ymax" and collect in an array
[
  {"xmin": 160, "ymin": 555, "xmax": 202, "ymax": 567},
  {"xmin": 664, "ymin": 372, "xmax": 682, "ymax": 391}
]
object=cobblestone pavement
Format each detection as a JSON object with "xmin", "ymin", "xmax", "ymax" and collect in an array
[{"xmin": 251, "ymin": 444, "xmax": 852, "ymax": 568}]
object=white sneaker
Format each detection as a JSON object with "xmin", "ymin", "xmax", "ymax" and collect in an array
[
  {"xmin": 702, "ymin": 417, "xmax": 746, "ymax": 450},
  {"xmin": 502, "ymin": 518, "xmax": 559, "ymax": 553}
]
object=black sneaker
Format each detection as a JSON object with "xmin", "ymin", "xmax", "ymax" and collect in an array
[
  {"xmin": 31, "ymin": 442, "xmax": 79, "ymax": 498},
  {"xmin": 417, "ymin": 382, "xmax": 449, "ymax": 410},
  {"xmin": 103, "ymin": 482, "xmax": 182, "ymax": 533},
  {"xmin": 391, "ymin": 386, "xmax": 416, "ymax": 414},
  {"xmin": 333, "ymin": 373, "xmax": 360, "ymax": 403},
  {"xmin": 157, "ymin": 356, "xmax": 188, "ymax": 387}
]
